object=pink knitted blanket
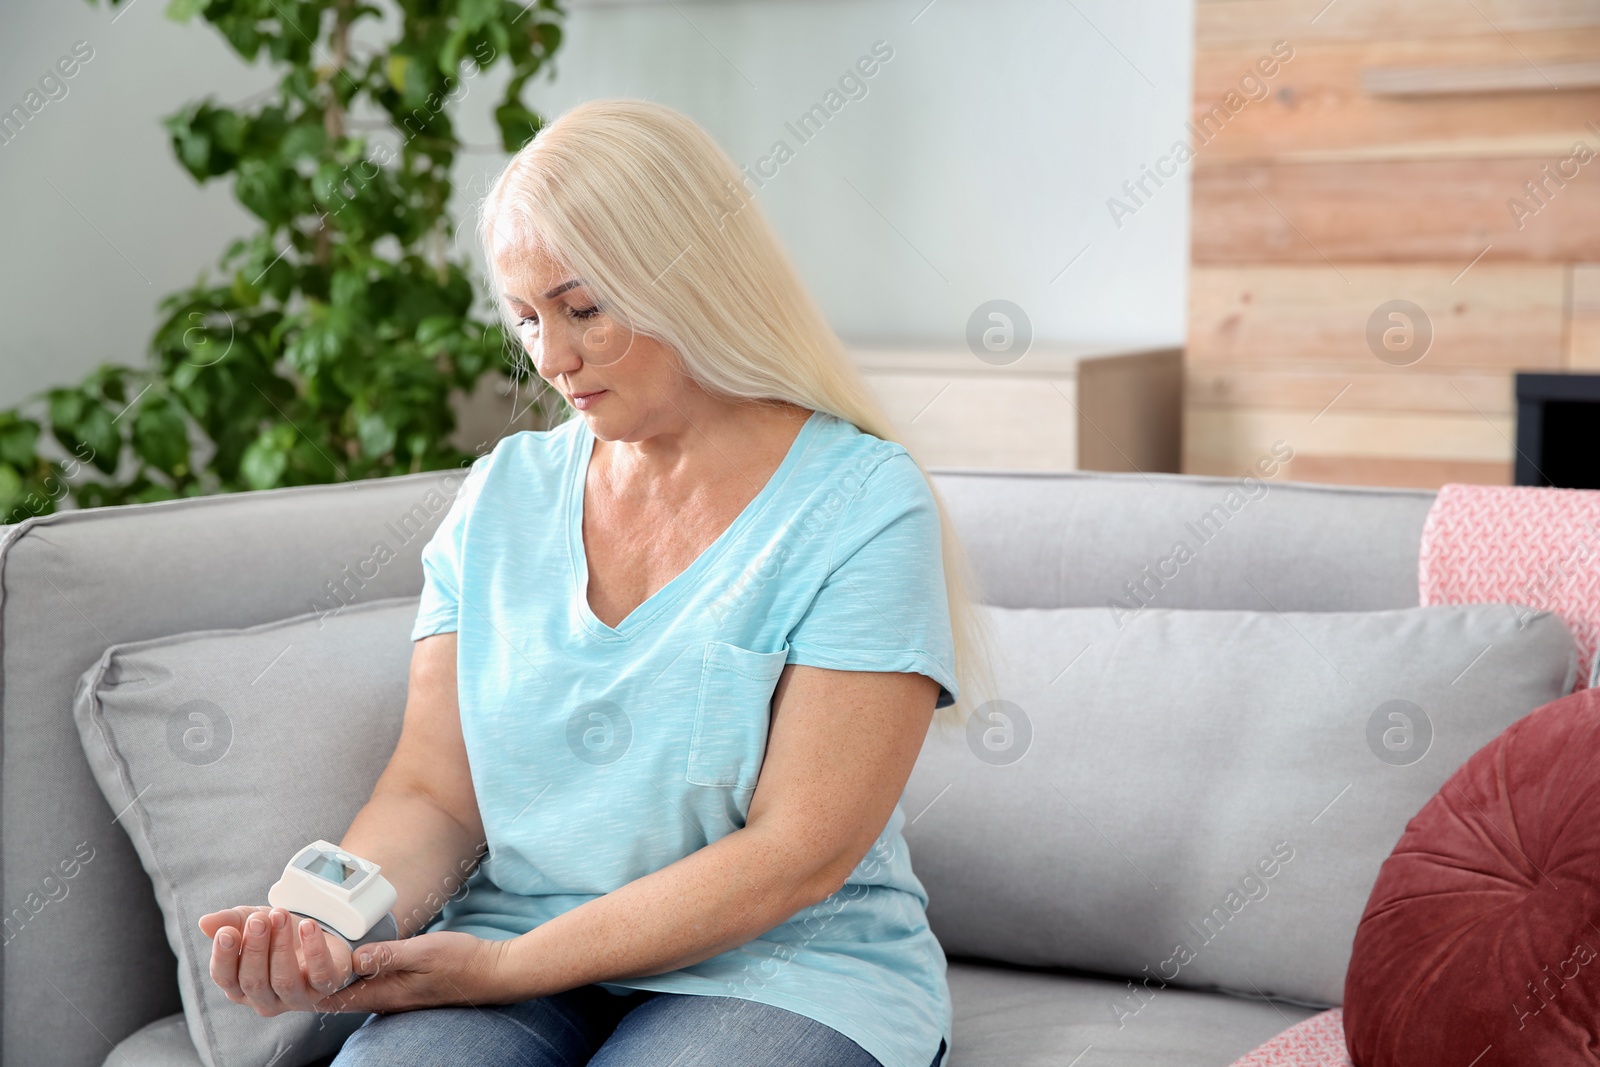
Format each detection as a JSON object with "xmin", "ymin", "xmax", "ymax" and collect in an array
[
  {"xmin": 1229, "ymin": 1009, "xmax": 1351, "ymax": 1067},
  {"xmin": 1417, "ymin": 483, "xmax": 1600, "ymax": 690}
]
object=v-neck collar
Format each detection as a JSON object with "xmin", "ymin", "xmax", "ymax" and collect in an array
[{"xmin": 567, "ymin": 409, "xmax": 822, "ymax": 640}]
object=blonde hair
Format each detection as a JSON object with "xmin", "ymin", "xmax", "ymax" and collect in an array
[{"xmin": 477, "ymin": 98, "xmax": 997, "ymax": 732}]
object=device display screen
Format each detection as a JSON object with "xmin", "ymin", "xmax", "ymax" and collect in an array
[{"xmin": 304, "ymin": 852, "xmax": 360, "ymax": 885}]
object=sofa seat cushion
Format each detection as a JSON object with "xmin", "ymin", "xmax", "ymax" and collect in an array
[
  {"xmin": 1343, "ymin": 686, "xmax": 1600, "ymax": 1066},
  {"xmin": 946, "ymin": 959, "xmax": 1316, "ymax": 1066},
  {"xmin": 110, "ymin": 963, "xmax": 1301, "ymax": 1067},
  {"xmin": 101, "ymin": 1014, "xmax": 336, "ymax": 1067},
  {"xmin": 101, "ymin": 1013, "xmax": 205, "ymax": 1067}
]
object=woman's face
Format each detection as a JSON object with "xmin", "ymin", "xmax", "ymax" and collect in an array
[{"xmin": 493, "ymin": 237, "xmax": 683, "ymax": 441}]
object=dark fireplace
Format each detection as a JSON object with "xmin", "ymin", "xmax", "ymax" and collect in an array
[{"xmin": 1515, "ymin": 373, "xmax": 1600, "ymax": 490}]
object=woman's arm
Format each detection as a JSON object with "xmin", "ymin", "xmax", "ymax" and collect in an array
[
  {"xmin": 201, "ymin": 632, "xmax": 487, "ymax": 1013},
  {"xmin": 483, "ymin": 661, "xmax": 940, "ymax": 1001},
  {"xmin": 340, "ymin": 631, "xmax": 487, "ymax": 936}
]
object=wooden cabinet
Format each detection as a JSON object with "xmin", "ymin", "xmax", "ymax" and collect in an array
[{"xmin": 852, "ymin": 345, "xmax": 1182, "ymax": 473}]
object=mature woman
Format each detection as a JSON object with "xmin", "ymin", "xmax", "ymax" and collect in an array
[{"xmin": 198, "ymin": 98, "xmax": 994, "ymax": 1067}]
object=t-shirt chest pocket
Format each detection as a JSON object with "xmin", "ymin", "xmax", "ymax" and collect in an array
[{"xmin": 687, "ymin": 640, "xmax": 791, "ymax": 790}]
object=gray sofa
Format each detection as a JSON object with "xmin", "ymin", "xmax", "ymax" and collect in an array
[{"xmin": 1, "ymin": 464, "xmax": 1477, "ymax": 1066}]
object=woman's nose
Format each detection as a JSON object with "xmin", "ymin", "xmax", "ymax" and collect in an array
[{"xmin": 530, "ymin": 327, "xmax": 584, "ymax": 379}]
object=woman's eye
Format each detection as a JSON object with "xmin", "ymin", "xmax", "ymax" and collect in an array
[{"xmin": 570, "ymin": 305, "xmax": 601, "ymax": 320}]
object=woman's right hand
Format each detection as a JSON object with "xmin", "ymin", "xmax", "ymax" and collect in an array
[{"xmin": 199, "ymin": 905, "xmax": 357, "ymax": 1016}]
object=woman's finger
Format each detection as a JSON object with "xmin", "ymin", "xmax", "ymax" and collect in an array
[
  {"xmin": 208, "ymin": 924, "xmax": 246, "ymax": 1004},
  {"xmin": 199, "ymin": 904, "xmax": 268, "ymax": 939},
  {"xmin": 266, "ymin": 909, "xmax": 304, "ymax": 1005},
  {"xmin": 236, "ymin": 910, "xmax": 283, "ymax": 1015},
  {"xmin": 299, "ymin": 918, "xmax": 348, "ymax": 998}
]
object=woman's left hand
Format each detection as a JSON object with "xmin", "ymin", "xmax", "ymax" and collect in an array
[{"xmin": 312, "ymin": 931, "xmax": 510, "ymax": 1014}]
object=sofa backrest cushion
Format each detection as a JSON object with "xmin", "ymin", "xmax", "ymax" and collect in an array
[
  {"xmin": 902, "ymin": 602, "xmax": 1578, "ymax": 1008},
  {"xmin": 927, "ymin": 469, "xmax": 1434, "ymax": 612}
]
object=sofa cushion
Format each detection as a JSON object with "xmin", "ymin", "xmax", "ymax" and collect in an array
[
  {"xmin": 73, "ymin": 597, "xmax": 418, "ymax": 1067},
  {"xmin": 99, "ymin": 1013, "xmax": 208, "ymax": 1067},
  {"xmin": 927, "ymin": 469, "xmax": 1434, "ymax": 613},
  {"xmin": 903, "ymin": 604, "xmax": 1577, "ymax": 1008},
  {"xmin": 99, "ymin": 1013, "xmax": 335, "ymax": 1067},
  {"xmin": 944, "ymin": 959, "xmax": 1314, "ymax": 1066},
  {"xmin": 107, "ymin": 965, "xmax": 1296, "ymax": 1067},
  {"xmin": 1343, "ymin": 686, "xmax": 1600, "ymax": 1066}
]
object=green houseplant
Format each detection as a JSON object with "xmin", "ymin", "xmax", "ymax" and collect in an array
[{"xmin": 0, "ymin": 0, "xmax": 569, "ymax": 524}]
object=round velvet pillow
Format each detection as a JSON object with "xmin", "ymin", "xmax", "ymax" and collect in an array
[{"xmin": 1344, "ymin": 686, "xmax": 1600, "ymax": 1066}]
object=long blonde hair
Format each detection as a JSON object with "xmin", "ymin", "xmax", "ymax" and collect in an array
[{"xmin": 477, "ymin": 98, "xmax": 997, "ymax": 732}]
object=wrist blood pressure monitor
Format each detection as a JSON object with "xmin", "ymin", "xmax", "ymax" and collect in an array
[{"xmin": 268, "ymin": 840, "xmax": 399, "ymax": 949}]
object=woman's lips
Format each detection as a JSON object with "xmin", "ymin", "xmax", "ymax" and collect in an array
[{"xmin": 571, "ymin": 390, "xmax": 605, "ymax": 410}]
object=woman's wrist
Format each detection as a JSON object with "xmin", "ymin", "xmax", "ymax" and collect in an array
[{"xmin": 493, "ymin": 931, "xmax": 556, "ymax": 1002}]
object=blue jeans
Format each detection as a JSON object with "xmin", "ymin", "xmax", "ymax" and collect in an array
[{"xmin": 329, "ymin": 984, "xmax": 947, "ymax": 1067}]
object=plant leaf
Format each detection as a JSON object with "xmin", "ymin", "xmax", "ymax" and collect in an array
[{"xmin": 133, "ymin": 395, "xmax": 192, "ymax": 477}]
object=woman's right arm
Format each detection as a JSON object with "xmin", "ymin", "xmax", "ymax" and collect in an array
[
  {"xmin": 200, "ymin": 631, "xmax": 486, "ymax": 1015},
  {"xmin": 340, "ymin": 630, "xmax": 486, "ymax": 936}
]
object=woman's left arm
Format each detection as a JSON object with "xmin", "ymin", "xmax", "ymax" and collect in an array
[{"xmin": 321, "ymin": 662, "xmax": 938, "ymax": 1012}]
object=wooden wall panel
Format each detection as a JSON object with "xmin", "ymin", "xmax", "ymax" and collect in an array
[
  {"xmin": 1571, "ymin": 264, "xmax": 1600, "ymax": 368},
  {"xmin": 1192, "ymin": 31, "xmax": 1600, "ymax": 163},
  {"xmin": 1186, "ymin": 406, "xmax": 1513, "ymax": 469},
  {"xmin": 1185, "ymin": 407, "xmax": 1515, "ymax": 490},
  {"xmin": 1187, "ymin": 1, "xmax": 1599, "ymax": 489},
  {"xmin": 1191, "ymin": 158, "xmax": 1600, "ymax": 264},
  {"xmin": 1197, "ymin": 0, "xmax": 1600, "ymax": 47},
  {"xmin": 1186, "ymin": 367, "xmax": 1513, "ymax": 415},
  {"xmin": 1188, "ymin": 265, "xmax": 1566, "ymax": 368},
  {"xmin": 1279, "ymin": 455, "xmax": 1513, "ymax": 487}
]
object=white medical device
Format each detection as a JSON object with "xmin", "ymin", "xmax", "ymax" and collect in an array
[{"xmin": 267, "ymin": 839, "xmax": 399, "ymax": 945}]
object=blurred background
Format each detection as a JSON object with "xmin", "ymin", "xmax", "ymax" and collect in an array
[{"xmin": 1, "ymin": 0, "xmax": 1595, "ymax": 523}]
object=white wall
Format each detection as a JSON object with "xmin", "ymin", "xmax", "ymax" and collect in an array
[{"xmin": 0, "ymin": 0, "xmax": 1193, "ymax": 407}]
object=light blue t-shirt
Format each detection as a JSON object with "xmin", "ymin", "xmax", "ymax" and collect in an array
[{"xmin": 409, "ymin": 408, "xmax": 959, "ymax": 1067}]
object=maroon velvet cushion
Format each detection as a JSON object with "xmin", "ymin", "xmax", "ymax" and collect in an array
[{"xmin": 1344, "ymin": 686, "xmax": 1600, "ymax": 1066}]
